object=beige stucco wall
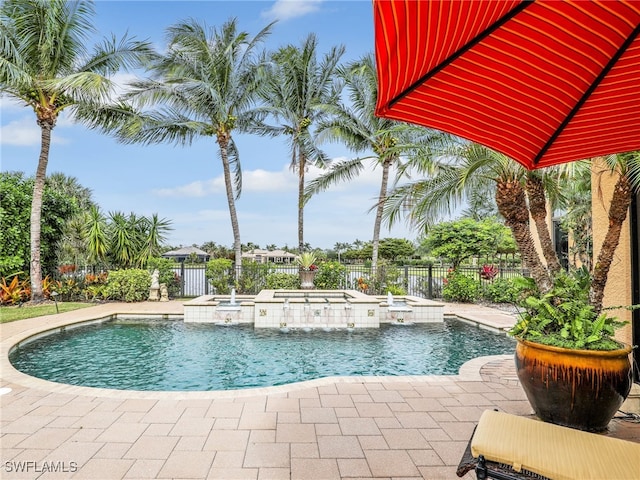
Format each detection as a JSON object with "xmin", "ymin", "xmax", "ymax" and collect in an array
[{"xmin": 591, "ymin": 159, "xmax": 633, "ymax": 346}]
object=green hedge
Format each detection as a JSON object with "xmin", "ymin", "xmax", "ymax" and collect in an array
[{"xmin": 105, "ymin": 269, "xmax": 151, "ymax": 302}]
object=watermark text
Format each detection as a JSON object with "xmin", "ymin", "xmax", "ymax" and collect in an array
[{"xmin": 3, "ymin": 460, "xmax": 78, "ymax": 473}]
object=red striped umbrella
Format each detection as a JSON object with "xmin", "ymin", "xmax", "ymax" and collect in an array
[{"xmin": 374, "ymin": 0, "xmax": 640, "ymax": 170}]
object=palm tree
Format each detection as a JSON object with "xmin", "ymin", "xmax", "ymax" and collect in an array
[
  {"xmin": 0, "ymin": 0, "xmax": 154, "ymax": 301},
  {"xmin": 116, "ymin": 18, "xmax": 272, "ymax": 282},
  {"xmin": 589, "ymin": 153, "xmax": 640, "ymax": 313},
  {"xmin": 385, "ymin": 143, "xmax": 640, "ymax": 315},
  {"xmin": 558, "ymin": 162, "xmax": 593, "ymax": 269},
  {"xmin": 258, "ymin": 34, "xmax": 344, "ymax": 253},
  {"xmin": 333, "ymin": 242, "xmax": 351, "ymax": 263},
  {"xmin": 306, "ymin": 55, "xmax": 442, "ymax": 271},
  {"xmin": 384, "ymin": 144, "xmax": 562, "ymax": 293}
]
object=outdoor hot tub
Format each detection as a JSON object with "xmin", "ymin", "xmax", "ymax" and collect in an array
[{"xmin": 183, "ymin": 289, "xmax": 443, "ymax": 329}]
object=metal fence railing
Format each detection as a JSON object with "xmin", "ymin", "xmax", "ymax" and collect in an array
[{"xmin": 171, "ymin": 263, "xmax": 527, "ymax": 299}]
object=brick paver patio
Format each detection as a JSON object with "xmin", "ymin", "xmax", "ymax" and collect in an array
[{"xmin": 1, "ymin": 302, "xmax": 638, "ymax": 479}]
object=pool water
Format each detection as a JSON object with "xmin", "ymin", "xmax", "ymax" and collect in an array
[{"xmin": 10, "ymin": 318, "xmax": 515, "ymax": 391}]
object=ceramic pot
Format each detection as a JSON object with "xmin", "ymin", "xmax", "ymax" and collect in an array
[{"xmin": 515, "ymin": 338, "xmax": 632, "ymax": 432}]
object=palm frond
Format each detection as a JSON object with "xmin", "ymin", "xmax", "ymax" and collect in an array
[
  {"xmin": 304, "ymin": 158, "xmax": 366, "ymax": 198},
  {"xmin": 226, "ymin": 138, "xmax": 243, "ymax": 200}
]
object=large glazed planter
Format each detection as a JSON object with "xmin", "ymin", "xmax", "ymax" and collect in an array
[{"xmin": 515, "ymin": 338, "xmax": 633, "ymax": 432}]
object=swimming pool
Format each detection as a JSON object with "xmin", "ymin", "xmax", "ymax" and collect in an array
[{"xmin": 9, "ymin": 317, "xmax": 515, "ymax": 391}]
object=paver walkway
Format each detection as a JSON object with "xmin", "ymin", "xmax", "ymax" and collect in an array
[{"xmin": 1, "ymin": 302, "xmax": 638, "ymax": 479}]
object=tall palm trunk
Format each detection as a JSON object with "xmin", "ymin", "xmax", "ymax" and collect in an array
[
  {"xmin": 525, "ymin": 174, "xmax": 562, "ymax": 275},
  {"xmin": 298, "ymin": 150, "xmax": 306, "ymax": 253},
  {"xmin": 496, "ymin": 178, "xmax": 552, "ymax": 293},
  {"xmin": 589, "ymin": 172, "xmax": 632, "ymax": 313},
  {"xmin": 217, "ymin": 132, "xmax": 242, "ymax": 282},
  {"xmin": 371, "ymin": 157, "xmax": 392, "ymax": 272},
  {"xmin": 30, "ymin": 120, "xmax": 54, "ymax": 302}
]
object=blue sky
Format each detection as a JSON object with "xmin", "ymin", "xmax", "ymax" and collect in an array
[{"xmin": 1, "ymin": 0, "xmax": 418, "ymax": 250}]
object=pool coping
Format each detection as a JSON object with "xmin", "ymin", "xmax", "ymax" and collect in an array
[{"xmin": 0, "ymin": 300, "xmax": 516, "ymax": 400}]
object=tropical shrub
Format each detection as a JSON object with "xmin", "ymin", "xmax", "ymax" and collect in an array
[
  {"xmin": 314, "ymin": 261, "xmax": 347, "ymax": 289},
  {"xmin": 0, "ymin": 172, "xmax": 80, "ymax": 279},
  {"xmin": 385, "ymin": 284, "xmax": 407, "ymax": 295},
  {"xmin": 83, "ymin": 272, "xmax": 109, "ymax": 301},
  {"xmin": 55, "ymin": 278, "xmax": 82, "ymax": 301},
  {"xmin": 0, "ymin": 275, "xmax": 30, "ymax": 305},
  {"xmin": 205, "ymin": 258, "xmax": 234, "ymax": 294},
  {"xmin": 266, "ymin": 272, "xmax": 299, "ymax": 290},
  {"xmin": 483, "ymin": 277, "xmax": 521, "ymax": 304},
  {"xmin": 353, "ymin": 261, "xmax": 405, "ymax": 295},
  {"xmin": 237, "ymin": 260, "xmax": 271, "ymax": 294},
  {"xmin": 442, "ymin": 271, "xmax": 481, "ymax": 302},
  {"xmin": 41, "ymin": 275, "xmax": 57, "ymax": 299},
  {"xmin": 510, "ymin": 268, "xmax": 627, "ymax": 350},
  {"xmin": 104, "ymin": 269, "xmax": 151, "ymax": 302},
  {"xmin": 379, "ymin": 262, "xmax": 405, "ymax": 295}
]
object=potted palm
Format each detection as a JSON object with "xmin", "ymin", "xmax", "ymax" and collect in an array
[
  {"xmin": 510, "ymin": 268, "xmax": 634, "ymax": 432},
  {"xmin": 384, "ymin": 146, "xmax": 638, "ymax": 431},
  {"xmin": 502, "ymin": 156, "xmax": 638, "ymax": 432},
  {"xmin": 296, "ymin": 252, "xmax": 318, "ymax": 289}
]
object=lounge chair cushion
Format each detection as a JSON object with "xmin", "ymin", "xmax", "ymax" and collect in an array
[{"xmin": 471, "ymin": 410, "xmax": 640, "ymax": 480}]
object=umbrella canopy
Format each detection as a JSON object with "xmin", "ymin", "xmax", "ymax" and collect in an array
[{"xmin": 374, "ymin": 0, "xmax": 640, "ymax": 170}]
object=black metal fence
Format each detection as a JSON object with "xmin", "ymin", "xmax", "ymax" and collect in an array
[{"xmin": 172, "ymin": 263, "xmax": 527, "ymax": 298}]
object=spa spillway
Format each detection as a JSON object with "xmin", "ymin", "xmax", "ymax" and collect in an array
[{"xmin": 183, "ymin": 289, "xmax": 444, "ymax": 329}]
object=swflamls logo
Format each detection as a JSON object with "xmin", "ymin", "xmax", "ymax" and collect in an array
[{"xmin": 3, "ymin": 461, "xmax": 78, "ymax": 473}]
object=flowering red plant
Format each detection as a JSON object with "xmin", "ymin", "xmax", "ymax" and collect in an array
[{"xmin": 479, "ymin": 264, "xmax": 498, "ymax": 280}]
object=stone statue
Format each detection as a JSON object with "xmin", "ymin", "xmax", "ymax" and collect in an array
[
  {"xmin": 149, "ymin": 269, "xmax": 160, "ymax": 301},
  {"xmin": 160, "ymin": 283, "xmax": 169, "ymax": 302}
]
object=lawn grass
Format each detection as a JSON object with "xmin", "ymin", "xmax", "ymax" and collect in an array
[{"xmin": 0, "ymin": 302, "xmax": 94, "ymax": 323}]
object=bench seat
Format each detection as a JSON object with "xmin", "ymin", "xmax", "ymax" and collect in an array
[{"xmin": 457, "ymin": 410, "xmax": 640, "ymax": 480}]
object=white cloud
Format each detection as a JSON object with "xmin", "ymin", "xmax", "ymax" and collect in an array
[
  {"xmin": 0, "ymin": 117, "xmax": 40, "ymax": 146},
  {"xmin": 155, "ymin": 163, "xmax": 296, "ymax": 198},
  {"xmin": 261, "ymin": 0, "xmax": 323, "ymax": 21},
  {"xmin": 244, "ymin": 166, "xmax": 297, "ymax": 192},
  {"xmin": 153, "ymin": 177, "xmax": 226, "ymax": 197},
  {"xmin": 152, "ymin": 157, "xmax": 392, "ymax": 199},
  {"xmin": 0, "ymin": 96, "xmax": 27, "ymax": 112},
  {"xmin": 0, "ymin": 116, "xmax": 70, "ymax": 146}
]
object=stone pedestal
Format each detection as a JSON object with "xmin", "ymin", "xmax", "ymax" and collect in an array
[{"xmin": 149, "ymin": 288, "xmax": 160, "ymax": 301}]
